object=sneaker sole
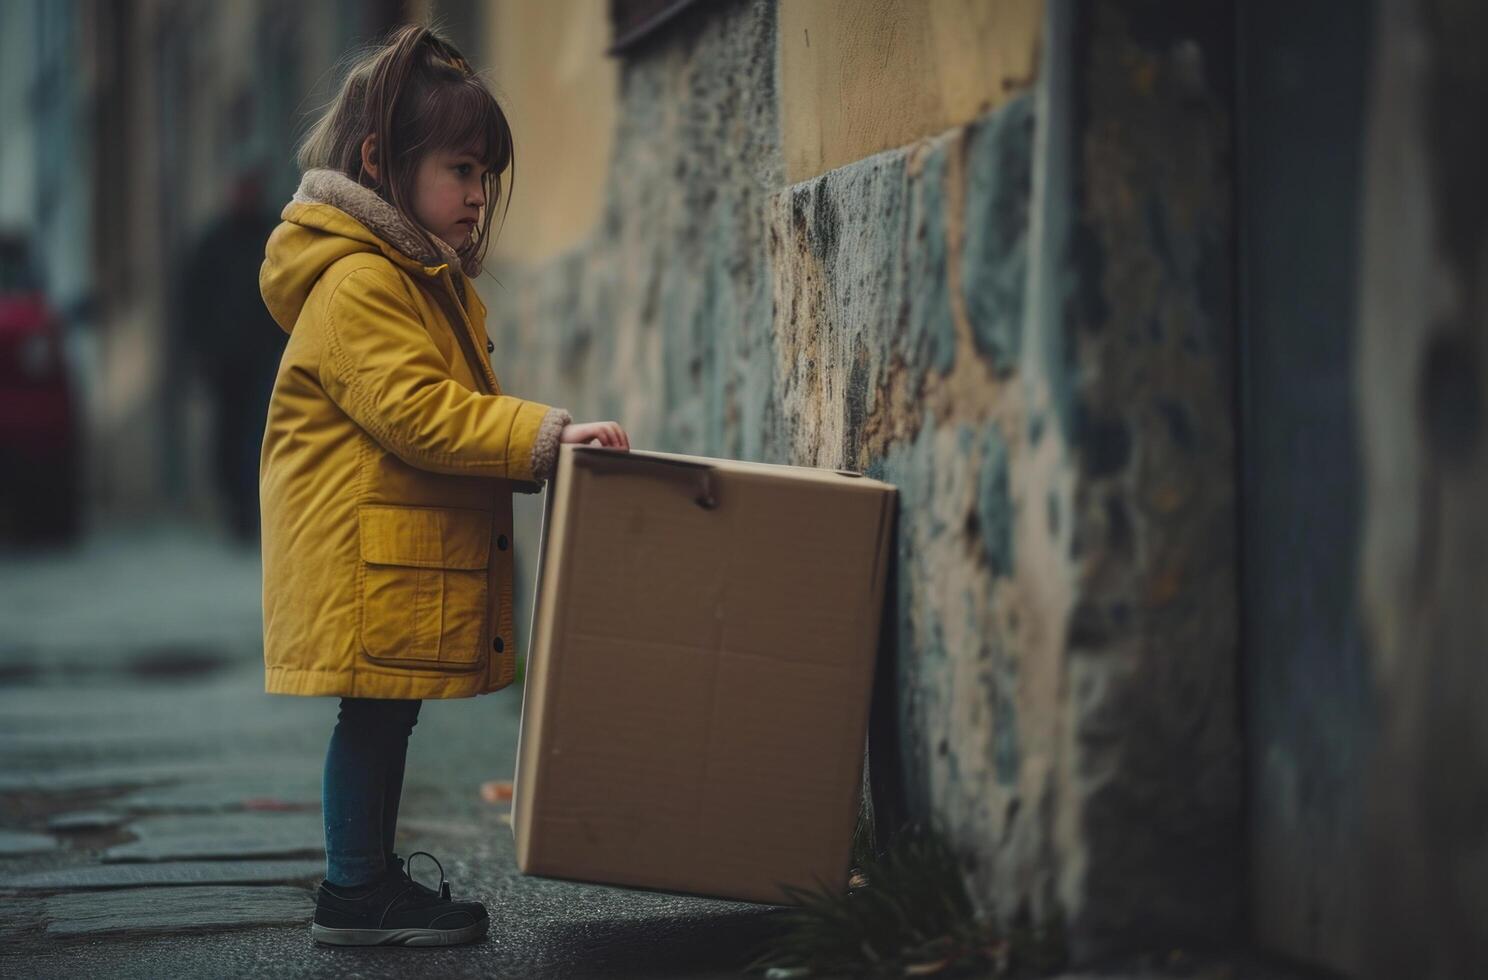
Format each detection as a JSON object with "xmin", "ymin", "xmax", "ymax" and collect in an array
[{"xmin": 311, "ymin": 920, "xmax": 489, "ymax": 947}]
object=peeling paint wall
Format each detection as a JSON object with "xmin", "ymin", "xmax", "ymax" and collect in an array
[
  {"xmin": 767, "ymin": 94, "xmax": 1057, "ymax": 923},
  {"xmin": 481, "ymin": 0, "xmax": 1240, "ymax": 961}
]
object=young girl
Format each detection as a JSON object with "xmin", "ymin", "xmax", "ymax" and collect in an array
[{"xmin": 257, "ymin": 25, "xmax": 628, "ymax": 946}]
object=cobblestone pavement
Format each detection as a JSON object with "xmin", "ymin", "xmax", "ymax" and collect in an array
[{"xmin": 0, "ymin": 527, "xmax": 779, "ymax": 979}]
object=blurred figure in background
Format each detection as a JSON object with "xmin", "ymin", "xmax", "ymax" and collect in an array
[{"xmin": 179, "ymin": 168, "xmax": 284, "ymax": 543}]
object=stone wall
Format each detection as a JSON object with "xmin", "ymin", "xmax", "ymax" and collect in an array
[{"xmin": 483, "ymin": 0, "xmax": 1241, "ymax": 961}]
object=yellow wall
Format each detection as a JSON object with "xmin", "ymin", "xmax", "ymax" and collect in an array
[
  {"xmin": 479, "ymin": 0, "xmax": 618, "ymax": 263},
  {"xmin": 473, "ymin": 1, "xmax": 1041, "ymax": 255},
  {"xmin": 778, "ymin": 0, "xmax": 1043, "ymax": 183}
]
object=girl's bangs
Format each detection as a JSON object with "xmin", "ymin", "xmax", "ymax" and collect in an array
[{"xmin": 424, "ymin": 82, "xmax": 511, "ymax": 173}]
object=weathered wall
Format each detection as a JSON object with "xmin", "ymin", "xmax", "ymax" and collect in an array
[
  {"xmin": 482, "ymin": 0, "xmax": 1240, "ymax": 961},
  {"xmin": 1027, "ymin": 1, "xmax": 1241, "ymax": 954},
  {"xmin": 772, "ymin": 83, "xmax": 1044, "ymax": 915}
]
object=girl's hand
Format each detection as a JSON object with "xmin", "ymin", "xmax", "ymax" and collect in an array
[{"xmin": 560, "ymin": 420, "xmax": 630, "ymax": 450}]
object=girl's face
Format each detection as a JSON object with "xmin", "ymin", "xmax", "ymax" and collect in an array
[{"xmin": 411, "ymin": 147, "xmax": 489, "ymax": 251}]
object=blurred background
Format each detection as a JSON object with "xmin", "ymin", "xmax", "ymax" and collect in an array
[
  {"xmin": 1, "ymin": 0, "xmax": 1485, "ymax": 977},
  {"xmin": 0, "ymin": 0, "xmax": 587, "ymax": 540}
]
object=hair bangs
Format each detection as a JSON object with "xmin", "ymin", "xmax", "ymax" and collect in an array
[{"xmin": 418, "ymin": 80, "xmax": 512, "ymax": 176}]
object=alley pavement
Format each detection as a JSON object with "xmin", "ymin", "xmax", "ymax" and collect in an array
[{"xmin": 0, "ymin": 526, "xmax": 779, "ymax": 979}]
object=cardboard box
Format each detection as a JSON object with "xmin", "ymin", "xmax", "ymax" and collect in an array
[{"xmin": 512, "ymin": 445, "xmax": 897, "ymax": 905}]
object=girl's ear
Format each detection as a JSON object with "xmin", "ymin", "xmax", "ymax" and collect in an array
[{"xmin": 360, "ymin": 134, "xmax": 380, "ymax": 185}]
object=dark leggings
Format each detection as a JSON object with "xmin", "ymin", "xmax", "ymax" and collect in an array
[{"xmin": 322, "ymin": 697, "xmax": 422, "ymax": 887}]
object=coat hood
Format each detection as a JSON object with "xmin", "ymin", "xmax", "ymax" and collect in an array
[{"xmin": 259, "ymin": 168, "xmax": 479, "ymax": 334}]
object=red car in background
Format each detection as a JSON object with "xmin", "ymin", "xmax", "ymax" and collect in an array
[{"xmin": 0, "ymin": 233, "xmax": 80, "ymax": 544}]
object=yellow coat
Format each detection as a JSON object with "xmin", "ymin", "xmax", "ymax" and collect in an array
[{"xmin": 257, "ymin": 169, "xmax": 570, "ymax": 699}]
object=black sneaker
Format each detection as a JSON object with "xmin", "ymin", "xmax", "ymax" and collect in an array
[{"xmin": 311, "ymin": 851, "xmax": 489, "ymax": 946}]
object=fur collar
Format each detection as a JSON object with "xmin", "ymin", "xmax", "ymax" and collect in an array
[{"xmin": 293, "ymin": 168, "xmax": 480, "ymax": 277}]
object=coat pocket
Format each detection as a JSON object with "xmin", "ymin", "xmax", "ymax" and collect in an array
[{"xmin": 357, "ymin": 504, "xmax": 492, "ymax": 671}]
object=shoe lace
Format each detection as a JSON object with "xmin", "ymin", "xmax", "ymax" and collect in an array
[{"xmin": 406, "ymin": 849, "xmax": 452, "ymax": 901}]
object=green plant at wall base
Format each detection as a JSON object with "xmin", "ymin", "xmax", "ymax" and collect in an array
[{"xmin": 747, "ymin": 825, "xmax": 1066, "ymax": 979}]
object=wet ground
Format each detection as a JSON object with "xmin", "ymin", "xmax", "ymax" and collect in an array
[
  {"xmin": 0, "ymin": 527, "xmax": 1334, "ymax": 980},
  {"xmin": 0, "ymin": 526, "xmax": 779, "ymax": 979}
]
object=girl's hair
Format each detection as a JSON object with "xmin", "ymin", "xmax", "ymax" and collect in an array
[{"xmin": 298, "ymin": 24, "xmax": 514, "ymax": 270}]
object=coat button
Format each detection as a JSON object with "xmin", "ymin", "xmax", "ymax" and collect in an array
[
  {"xmin": 486, "ymin": 339, "xmax": 494, "ymax": 353},
  {"xmin": 493, "ymin": 636, "xmax": 504, "ymax": 653},
  {"xmin": 497, "ymin": 534, "xmax": 508, "ymax": 550}
]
